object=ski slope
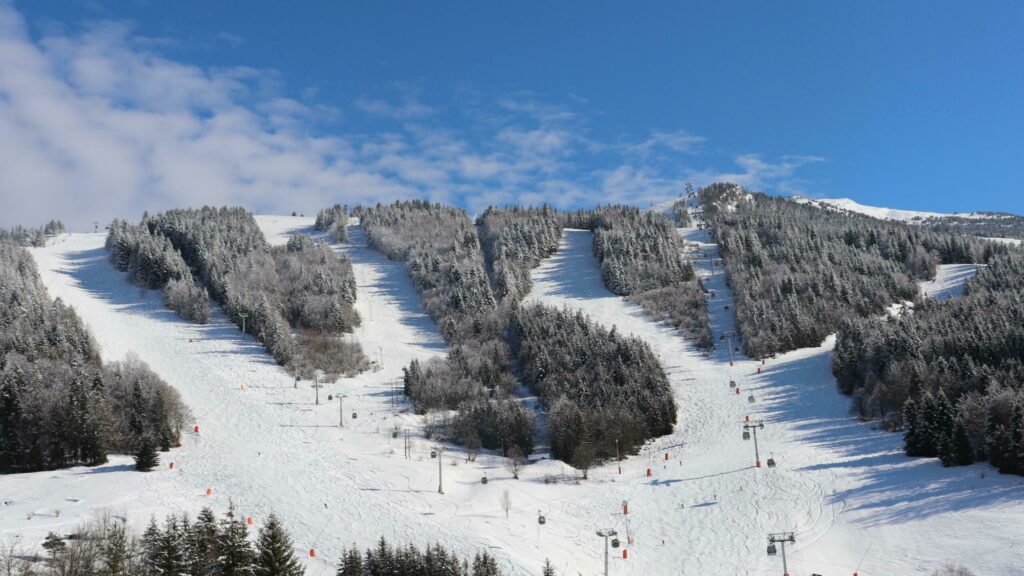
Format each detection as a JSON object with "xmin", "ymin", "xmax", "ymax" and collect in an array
[
  {"xmin": 8, "ymin": 212, "xmax": 1024, "ymax": 575},
  {"xmin": 919, "ymin": 264, "xmax": 979, "ymax": 302},
  {"xmin": 521, "ymin": 201, "xmax": 1024, "ymax": 574}
]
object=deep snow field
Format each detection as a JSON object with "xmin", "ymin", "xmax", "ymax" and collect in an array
[{"xmin": 3, "ymin": 203, "xmax": 1023, "ymax": 575}]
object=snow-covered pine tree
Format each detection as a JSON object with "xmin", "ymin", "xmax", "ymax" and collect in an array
[
  {"xmin": 254, "ymin": 514, "xmax": 304, "ymax": 576},
  {"xmin": 135, "ymin": 436, "xmax": 159, "ymax": 472},
  {"xmin": 218, "ymin": 502, "xmax": 255, "ymax": 576}
]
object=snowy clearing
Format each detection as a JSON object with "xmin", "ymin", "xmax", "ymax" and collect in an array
[{"xmin": 918, "ymin": 263, "xmax": 979, "ymax": 302}]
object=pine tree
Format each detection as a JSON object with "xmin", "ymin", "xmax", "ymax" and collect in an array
[
  {"xmin": 157, "ymin": 516, "xmax": 187, "ymax": 576},
  {"xmin": 190, "ymin": 507, "xmax": 220, "ymax": 576},
  {"xmin": 542, "ymin": 559, "xmax": 556, "ymax": 576},
  {"xmin": 42, "ymin": 532, "xmax": 66, "ymax": 560},
  {"xmin": 336, "ymin": 547, "xmax": 364, "ymax": 576},
  {"xmin": 471, "ymin": 552, "xmax": 499, "ymax": 576},
  {"xmin": 99, "ymin": 522, "xmax": 133, "ymax": 576},
  {"xmin": 902, "ymin": 398, "xmax": 924, "ymax": 456},
  {"xmin": 254, "ymin": 514, "xmax": 304, "ymax": 576},
  {"xmin": 135, "ymin": 436, "xmax": 159, "ymax": 472},
  {"xmin": 143, "ymin": 517, "xmax": 163, "ymax": 575},
  {"xmin": 218, "ymin": 502, "xmax": 255, "ymax": 576},
  {"xmin": 949, "ymin": 420, "xmax": 974, "ymax": 467}
]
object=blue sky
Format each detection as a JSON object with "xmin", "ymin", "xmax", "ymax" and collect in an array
[{"xmin": 2, "ymin": 1, "xmax": 1021, "ymax": 228}]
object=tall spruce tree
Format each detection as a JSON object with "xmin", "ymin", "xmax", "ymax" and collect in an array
[
  {"xmin": 218, "ymin": 503, "xmax": 255, "ymax": 576},
  {"xmin": 135, "ymin": 436, "xmax": 159, "ymax": 472},
  {"xmin": 254, "ymin": 514, "xmax": 304, "ymax": 576}
]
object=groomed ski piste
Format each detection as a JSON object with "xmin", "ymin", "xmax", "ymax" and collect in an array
[{"xmin": 3, "ymin": 202, "xmax": 1023, "ymax": 575}]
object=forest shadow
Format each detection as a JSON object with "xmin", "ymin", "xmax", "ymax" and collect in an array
[
  {"xmin": 337, "ymin": 228, "xmax": 446, "ymax": 351},
  {"xmin": 530, "ymin": 229, "xmax": 611, "ymax": 301},
  {"xmin": 756, "ymin": 345, "xmax": 1024, "ymax": 525},
  {"xmin": 55, "ymin": 245, "xmax": 276, "ymax": 366}
]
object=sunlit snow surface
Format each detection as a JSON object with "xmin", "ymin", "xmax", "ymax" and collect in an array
[{"xmin": 7, "ymin": 209, "xmax": 1024, "ymax": 575}]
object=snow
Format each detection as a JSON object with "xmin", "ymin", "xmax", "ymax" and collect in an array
[
  {"xmin": 8, "ymin": 210, "xmax": 1024, "ymax": 575},
  {"xmin": 253, "ymin": 215, "xmax": 318, "ymax": 246},
  {"xmin": 793, "ymin": 196, "xmax": 952, "ymax": 221},
  {"xmin": 984, "ymin": 236, "xmax": 1023, "ymax": 246},
  {"xmin": 918, "ymin": 264, "xmax": 978, "ymax": 302}
]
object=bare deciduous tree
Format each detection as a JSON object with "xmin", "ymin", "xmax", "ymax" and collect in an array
[
  {"xmin": 505, "ymin": 446, "xmax": 525, "ymax": 480},
  {"xmin": 500, "ymin": 490, "xmax": 512, "ymax": 519}
]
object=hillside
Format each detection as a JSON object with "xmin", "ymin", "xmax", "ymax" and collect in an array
[{"xmin": 0, "ymin": 201, "xmax": 1020, "ymax": 575}]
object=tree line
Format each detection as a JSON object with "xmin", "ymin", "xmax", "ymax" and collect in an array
[
  {"xmin": 512, "ymin": 304, "xmax": 675, "ymax": 465},
  {"xmin": 0, "ymin": 220, "xmax": 65, "ymax": 247},
  {"xmin": 0, "ymin": 503, "xmax": 536, "ymax": 576},
  {"xmin": 700, "ymin": 182, "xmax": 1005, "ymax": 357},
  {"xmin": 477, "ymin": 205, "xmax": 562, "ymax": 303},
  {"xmin": 1, "ymin": 236, "xmax": 188, "ymax": 473},
  {"xmin": 671, "ymin": 198, "xmax": 692, "ymax": 227},
  {"xmin": 116, "ymin": 208, "xmax": 365, "ymax": 380},
  {"xmin": 917, "ymin": 212, "xmax": 1024, "ymax": 241},
  {"xmin": 564, "ymin": 206, "xmax": 711, "ymax": 348},
  {"xmin": 833, "ymin": 250, "xmax": 1024, "ymax": 474},
  {"xmin": 357, "ymin": 201, "xmax": 532, "ymax": 456},
  {"xmin": 107, "ymin": 219, "xmax": 210, "ymax": 323},
  {"xmin": 315, "ymin": 204, "xmax": 350, "ymax": 243}
]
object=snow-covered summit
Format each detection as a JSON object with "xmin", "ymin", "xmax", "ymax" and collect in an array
[{"xmin": 790, "ymin": 196, "xmax": 1012, "ymax": 223}]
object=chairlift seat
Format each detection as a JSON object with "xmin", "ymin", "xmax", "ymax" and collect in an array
[
  {"xmin": 430, "ymin": 449, "xmax": 437, "ymax": 458},
  {"xmin": 767, "ymin": 543, "xmax": 777, "ymax": 556},
  {"xmin": 729, "ymin": 380, "xmax": 736, "ymax": 388},
  {"xmin": 767, "ymin": 458, "xmax": 776, "ymax": 468},
  {"xmin": 742, "ymin": 431, "xmax": 751, "ymax": 440},
  {"xmin": 748, "ymin": 395, "xmax": 756, "ymax": 403},
  {"xmin": 611, "ymin": 538, "xmax": 621, "ymax": 548},
  {"xmin": 538, "ymin": 515, "xmax": 546, "ymax": 525}
]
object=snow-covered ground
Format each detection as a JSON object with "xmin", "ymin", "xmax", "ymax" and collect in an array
[
  {"xmin": 984, "ymin": 236, "xmax": 1023, "ymax": 246},
  {"xmin": 253, "ymin": 214, "xmax": 319, "ymax": 245},
  {"xmin": 792, "ymin": 196, "xmax": 953, "ymax": 221},
  {"xmin": 8, "ymin": 211, "xmax": 1024, "ymax": 575},
  {"xmin": 918, "ymin": 263, "xmax": 979, "ymax": 302}
]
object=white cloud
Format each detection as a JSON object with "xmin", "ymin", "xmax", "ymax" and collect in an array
[
  {"xmin": 0, "ymin": 4, "xmax": 823, "ymax": 230},
  {"xmin": 626, "ymin": 129, "xmax": 706, "ymax": 156},
  {"xmin": 354, "ymin": 96, "xmax": 434, "ymax": 120},
  {"xmin": 0, "ymin": 5, "xmax": 417, "ymax": 229},
  {"xmin": 685, "ymin": 154, "xmax": 826, "ymax": 194}
]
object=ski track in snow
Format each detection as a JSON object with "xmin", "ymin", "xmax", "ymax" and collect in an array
[{"xmin": 7, "ymin": 209, "xmax": 1024, "ymax": 575}]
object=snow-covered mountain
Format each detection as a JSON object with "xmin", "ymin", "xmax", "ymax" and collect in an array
[{"xmin": 793, "ymin": 196, "xmax": 1024, "ymax": 241}]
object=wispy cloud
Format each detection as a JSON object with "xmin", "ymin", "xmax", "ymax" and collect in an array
[
  {"xmin": 0, "ymin": 4, "xmax": 822, "ymax": 229},
  {"xmin": 625, "ymin": 129, "xmax": 706, "ymax": 156},
  {"xmin": 355, "ymin": 95, "xmax": 434, "ymax": 120}
]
